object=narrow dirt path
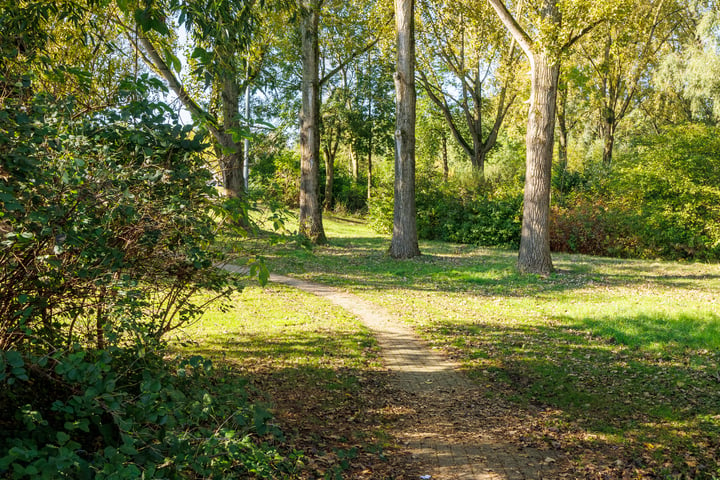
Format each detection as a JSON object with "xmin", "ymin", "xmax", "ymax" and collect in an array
[{"xmin": 260, "ymin": 272, "xmax": 568, "ymax": 480}]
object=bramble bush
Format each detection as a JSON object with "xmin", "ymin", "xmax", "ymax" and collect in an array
[{"xmin": 0, "ymin": 348, "xmax": 295, "ymax": 479}]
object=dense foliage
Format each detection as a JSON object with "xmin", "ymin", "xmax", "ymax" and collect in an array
[
  {"xmin": 0, "ymin": 76, "xmax": 287, "ymax": 477},
  {"xmin": 0, "ymin": 78, "xmax": 232, "ymax": 350},
  {"xmin": 0, "ymin": 349, "xmax": 293, "ymax": 479},
  {"xmin": 369, "ymin": 175, "xmax": 523, "ymax": 248},
  {"xmin": 551, "ymin": 125, "xmax": 720, "ymax": 260}
]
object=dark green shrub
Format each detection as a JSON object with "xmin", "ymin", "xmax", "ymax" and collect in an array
[
  {"xmin": 0, "ymin": 78, "xmax": 237, "ymax": 350},
  {"xmin": 368, "ymin": 174, "xmax": 522, "ymax": 248},
  {"xmin": 250, "ymin": 150, "xmax": 300, "ymax": 208},
  {"xmin": 0, "ymin": 78, "xmax": 294, "ymax": 478},
  {"xmin": 0, "ymin": 347, "xmax": 295, "ymax": 479},
  {"xmin": 331, "ymin": 171, "xmax": 368, "ymax": 214}
]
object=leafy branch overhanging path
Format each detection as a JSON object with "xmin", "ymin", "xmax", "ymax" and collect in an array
[{"xmin": 222, "ymin": 264, "xmax": 568, "ymax": 479}]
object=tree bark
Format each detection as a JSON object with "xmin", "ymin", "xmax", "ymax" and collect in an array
[
  {"xmin": 299, "ymin": 0, "xmax": 327, "ymax": 244},
  {"xmin": 556, "ymin": 75, "xmax": 569, "ymax": 193},
  {"xmin": 518, "ymin": 51, "xmax": 559, "ymax": 275},
  {"xmin": 389, "ymin": 0, "xmax": 420, "ymax": 259},
  {"xmin": 442, "ymin": 133, "xmax": 448, "ymax": 182},
  {"xmin": 220, "ymin": 76, "xmax": 245, "ymax": 199},
  {"xmin": 367, "ymin": 150, "xmax": 373, "ymax": 201},
  {"xmin": 350, "ymin": 147, "xmax": 359, "ymax": 181},
  {"xmin": 601, "ymin": 112, "xmax": 616, "ymax": 165},
  {"xmin": 323, "ymin": 143, "xmax": 336, "ymax": 211},
  {"xmin": 488, "ymin": 0, "xmax": 559, "ymax": 275}
]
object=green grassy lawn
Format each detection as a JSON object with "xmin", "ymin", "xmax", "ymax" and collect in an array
[
  {"xmin": 175, "ymin": 283, "xmax": 406, "ymax": 478},
  {"xmin": 257, "ymin": 213, "xmax": 720, "ymax": 478}
]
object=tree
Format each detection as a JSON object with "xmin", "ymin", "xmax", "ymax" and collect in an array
[
  {"xmin": 656, "ymin": 3, "xmax": 720, "ymax": 124},
  {"xmin": 577, "ymin": 0, "xmax": 684, "ymax": 165},
  {"xmin": 486, "ymin": 0, "xmax": 607, "ymax": 274},
  {"xmin": 389, "ymin": 0, "xmax": 421, "ymax": 258},
  {"xmin": 298, "ymin": 0, "xmax": 327, "ymax": 243},
  {"xmin": 117, "ymin": 0, "xmax": 263, "ymax": 207},
  {"xmin": 417, "ymin": 0, "xmax": 518, "ymax": 174}
]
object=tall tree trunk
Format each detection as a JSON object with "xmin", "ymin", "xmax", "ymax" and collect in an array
[
  {"xmin": 389, "ymin": 0, "xmax": 420, "ymax": 259},
  {"xmin": 518, "ymin": 51, "xmax": 559, "ymax": 275},
  {"xmin": 135, "ymin": 32, "xmax": 246, "ymax": 202},
  {"xmin": 350, "ymin": 147, "xmax": 359, "ymax": 181},
  {"xmin": 556, "ymin": 77, "xmax": 569, "ymax": 194},
  {"xmin": 220, "ymin": 77, "xmax": 245, "ymax": 198},
  {"xmin": 601, "ymin": 113, "xmax": 615, "ymax": 165},
  {"xmin": 487, "ymin": 0, "xmax": 564, "ymax": 275},
  {"xmin": 299, "ymin": 0, "xmax": 327, "ymax": 244},
  {"xmin": 243, "ymin": 82, "xmax": 251, "ymax": 192},
  {"xmin": 367, "ymin": 141, "xmax": 373, "ymax": 201},
  {"xmin": 323, "ymin": 145, "xmax": 335, "ymax": 211}
]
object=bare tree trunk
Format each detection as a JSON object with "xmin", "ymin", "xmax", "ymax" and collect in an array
[
  {"xmin": 299, "ymin": 0, "xmax": 327, "ymax": 244},
  {"xmin": 442, "ymin": 133, "xmax": 448, "ymax": 182},
  {"xmin": 487, "ymin": 0, "xmax": 564, "ymax": 275},
  {"xmin": 220, "ymin": 77, "xmax": 245, "ymax": 199},
  {"xmin": 518, "ymin": 51, "xmax": 559, "ymax": 275},
  {"xmin": 601, "ymin": 113, "xmax": 616, "ymax": 165},
  {"xmin": 323, "ymin": 145, "xmax": 335, "ymax": 211},
  {"xmin": 135, "ymin": 32, "xmax": 246, "ymax": 202},
  {"xmin": 367, "ymin": 142, "xmax": 373, "ymax": 201},
  {"xmin": 389, "ymin": 0, "xmax": 420, "ymax": 259},
  {"xmin": 350, "ymin": 147, "xmax": 359, "ymax": 181},
  {"xmin": 556, "ymin": 76, "xmax": 569, "ymax": 193}
]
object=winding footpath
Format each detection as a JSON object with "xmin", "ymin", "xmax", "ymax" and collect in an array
[{"xmin": 222, "ymin": 264, "xmax": 563, "ymax": 479}]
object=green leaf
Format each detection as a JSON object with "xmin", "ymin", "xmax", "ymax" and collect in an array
[{"xmin": 56, "ymin": 431, "xmax": 71, "ymax": 445}]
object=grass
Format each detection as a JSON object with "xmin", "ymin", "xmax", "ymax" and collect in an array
[
  {"xmin": 173, "ymin": 283, "xmax": 405, "ymax": 478},
  {"xmin": 251, "ymin": 212, "xmax": 720, "ymax": 479}
]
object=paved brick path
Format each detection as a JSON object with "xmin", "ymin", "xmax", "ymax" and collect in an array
[{"xmin": 221, "ymin": 265, "xmax": 561, "ymax": 479}]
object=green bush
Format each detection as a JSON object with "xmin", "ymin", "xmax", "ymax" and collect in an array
[
  {"xmin": 550, "ymin": 124, "xmax": 720, "ymax": 260},
  {"xmin": 1, "ymin": 78, "xmax": 293, "ymax": 477},
  {"xmin": 251, "ymin": 149, "xmax": 301, "ymax": 209},
  {"xmin": 368, "ymin": 174, "xmax": 523, "ymax": 248},
  {"xmin": 330, "ymin": 170, "xmax": 368, "ymax": 214},
  {"xmin": 0, "ymin": 77, "xmax": 235, "ymax": 350},
  {"xmin": 0, "ymin": 347, "xmax": 296, "ymax": 479}
]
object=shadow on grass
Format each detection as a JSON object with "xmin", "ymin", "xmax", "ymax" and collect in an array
[
  {"xmin": 432, "ymin": 313, "xmax": 720, "ymax": 475},
  {"xmin": 267, "ymin": 235, "xmax": 720, "ymax": 300},
  {"xmin": 183, "ymin": 329, "xmax": 376, "ymax": 367},
  {"xmin": 567, "ymin": 311, "xmax": 720, "ymax": 351}
]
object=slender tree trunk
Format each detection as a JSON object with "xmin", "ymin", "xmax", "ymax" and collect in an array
[
  {"xmin": 601, "ymin": 115, "xmax": 615, "ymax": 165},
  {"xmin": 350, "ymin": 147, "xmax": 359, "ymax": 181},
  {"xmin": 389, "ymin": 0, "xmax": 420, "ymax": 259},
  {"xmin": 518, "ymin": 51, "xmax": 559, "ymax": 275},
  {"xmin": 243, "ymin": 83, "xmax": 251, "ymax": 192},
  {"xmin": 556, "ymin": 78, "xmax": 569, "ymax": 193},
  {"xmin": 220, "ymin": 76, "xmax": 246, "ymax": 199},
  {"xmin": 299, "ymin": 0, "xmax": 327, "ymax": 244},
  {"xmin": 442, "ymin": 133, "xmax": 448, "ymax": 182},
  {"xmin": 367, "ymin": 141, "xmax": 373, "ymax": 201},
  {"xmin": 323, "ymin": 145, "xmax": 335, "ymax": 211}
]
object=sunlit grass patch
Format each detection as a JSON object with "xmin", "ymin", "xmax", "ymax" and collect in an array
[{"xmin": 178, "ymin": 283, "xmax": 379, "ymax": 375}]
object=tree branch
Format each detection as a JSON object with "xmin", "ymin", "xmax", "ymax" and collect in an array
[
  {"xmin": 126, "ymin": 28, "xmax": 224, "ymax": 143},
  {"xmin": 486, "ymin": 0, "xmax": 534, "ymax": 59}
]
